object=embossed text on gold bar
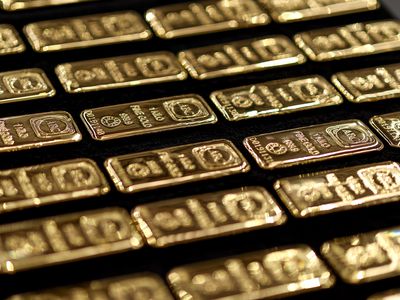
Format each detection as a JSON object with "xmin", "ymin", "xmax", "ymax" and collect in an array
[
  {"xmin": 370, "ymin": 112, "xmax": 400, "ymax": 148},
  {"xmin": 0, "ymin": 24, "xmax": 25, "ymax": 55},
  {"xmin": 0, "ymin": 0, "xmax": 95, "ymax": 11}
]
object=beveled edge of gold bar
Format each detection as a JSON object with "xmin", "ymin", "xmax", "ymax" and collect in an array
[
  {"xmin": 368, "ymin": 289, "xmax": 400, "ymax": 300},
  {"xmin": 0, "ymin": 24, "xmax": 25, "ymax": 54},
  {"xmin": 331, "ymin": 73, "xmax": 358, "ymax": 102},
  {"xmin": 0, "ymin": 0, "xmax": 94, "ymax": 11}
]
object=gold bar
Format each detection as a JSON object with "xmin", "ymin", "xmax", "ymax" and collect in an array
[
  {"xmin": 105, "ymin": 139, "xmax": 250, "ymax": 193},
  {"xmin": 332, "ymin": 63, "xmax": 400, "ymax": 103},
  {"xmin": 322, "ymin": 227, "xmax": 400, "ymax": 283},
  {"xmin": 0, "ymin": 207, "xmax": 143, "ymax": 273},
  {"xmin": 0, "ymin": 0, "xmax": 95, "ymax": 11},
  {"xmin": 0, "ymin": 68, "xmax": 55, "ymax": 104},
  {"xmin": 8, "ymin": 273, "xmax": 174, "ymax": 299},
  {"xmin": 369, "ymin": 290, "xmax": 400, "ymax": 300},
  {"xmin": 56, "ymin": 51, "xmax": 187, "ymax": 93},
  {"xmin": 260, "ymin": 0, "xmax": 380, "ymax": 23},
  {"xmin": 168, "ymin": 245, "xmax": 335, "ymax": 299},
  {"xmin": 81, "ymin": 94, "xmax": 217, "ymax": 141},
  {"xmin": 243, "ymin": 119, "xmax": 383, "ymax": 170},
  {"xmin": 0, "ymin": 24, "xmax": 25, "ymax": 55},
  {"xmin": 210, "ymin": 75, "xmax": 343, "ymax": 121},
  {"xmin": 274, "ymin": 161, "xmax": 400, "ymax": 218},
  {"xmin": 370, "ymin": 112, "xmax": 400, "ymax": 148},
  {"xmin": 294, "ymin": 20, "xmax": 400, "ymax": 62},
  {"xmin": 0, "ymin": 158, "xmax": 109, "ymax": 214},
  {"xmin": 178, "ymin": 36, "xmax": 306, "ymax": 80},
  {"xmin": 24, "ymin": 11, "xmax": 152, "ymax": 52},
  {"xmin": 146, "ymin": 0, "xmax": 270, "ymax": 39},
  {"xmin": 133, "ymin": 186, "xmax": 286, "ymax": 247},
  {"xmin": 0, "ymin": 111, "xmax": 81, "ymax": 152}
]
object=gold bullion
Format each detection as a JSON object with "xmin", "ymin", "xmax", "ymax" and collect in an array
[
  {"xmin": 133, "ymin": 186, "xmax": 286, "ymax": 247},
  {"xmin": 0, "ymin": 111, "xmax": 81, "ymax": 152},
  {"xmin": 0, "ymin": 207, "xmax": 143, "ymax": 273},
  {"xmin": 0, "ymin": 0, "xmax": 95, "ymax": 11},
  {"xmin": 370, "ymin": 112, "xmax": 400, "ymax": 148},
  {"xmin": 260, "ymin": 0, "xmax": 380, "ymax": 23},
  {"xmin": 369, "ymin": 290, "xmax": 400, "ymax": 300},
  {"xmin": 294, "ymin": 20, "xmax": 400, "ymax": 61},
  {"xmin": 146, "ymin": 0, "xmax": 270, "ymax": 39},
  {"xmin": 178, "ymin": 35, "xmax": 306, "ymax": 80},
  {"xmin": 168, "ymin": 245, "xmax": 335, "ymax": 299},
  {"xmin": 8, "ymin": 273, "xmax": 174, "ymax": 299},
  {"xmin": 56, "ymin": 51, "xmax": 187, "ymax": 93},
  {"xmin": 210, "ymin": 75, "xmax": 342, "ymax": 121},
  {"xmin": 81, "ymin": 94, "xmax": 217, "ymax": 141},
  {"xmin": 0, "ymin": 24, "xmax": 25, "ymax": 55},
  {"xmin": 243, "ymin": 119, "xmax": 383, "ymax": 170},
  {"xmin": 274, "ymin": 161, "xmax": 400, "ymax": 217},
  {"xmin": 105, "ymin": 139, "xmax": 250, "ymax": 193},
  {"xmin": 0, "ymin": 68, "xmax": 55, "ymax": 104},
  {"xmin": 322, "ymin": 227, "xmax": 400, "ymax": 283},
  {"xmin": 24, "ymin": 11, "xmax": 152, "ymax": 52},
  {"xmin": 0, "ymin": 158, "xmax": 109, "ymax": 213}
]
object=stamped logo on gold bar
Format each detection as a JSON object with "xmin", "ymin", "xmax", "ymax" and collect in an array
[
  {"xmin": 0, "ymin": 0, "xmax": 95, "ymax": 11},
  {"xmin": 370, "ymin": 112, "xmax": 400, "ymax": 148},
  {"xmin": 0, "ymin": 24, "xmax": 25, "ymax": 55}
]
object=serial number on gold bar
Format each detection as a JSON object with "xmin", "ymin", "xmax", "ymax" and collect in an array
[
  {"xmin": 178, "ymin": 35, "xmax": 306, "ymax": 80},
  {"xmin": 210, "ymin": 75, "xmax": 343, "ymax": 121},
  {"xmin": 274, "ymin": 161, "xmax": 400, "ymax": 218},
  {"xmin": 0, "ymin": 0, "xmax": 95, "ymax": 11},
  {"xmin": 322, "ymin": 227, "xmax": 400, "ymax": 283},
  {"xmin": 24, "ymin": 11, "xmax": 152, "ymax": 52},
  {"xmin": 168, "ymin": 245, "xmax": 335, "ymax": 299},
  {"xmin": 260, "ymin": 0, "xmax": 380, "ymax": 23},
  {"xmin": 56, "ymin": 51, "xmax": 187, "ymax": 93},
  {"xmin": 133, "ymin": 186, "xmax": 286, "ymax": 247},
  {"xmin": 0, "ymin": 207, "xmax": 143, "ymax": 273},
  {"xmin": 369, "ymin": 290, "xmax": 400, "ymax": 300},
  {"xmin": 81, "ymin": 94, "xmax": 217, "ymax": 141},
  {"xmin": 294, "ymin": 20, "xmax": 400, "ymax": 61},
  {"xmin": 0, "ymin": 111, "xmax": 82, "ymax": 152},
  {"xmin": 146, "ymin": 0, "xmax": 270, "ymax": 39},
  {"xmin": 370, "ymin": 112, "xmax": 400, "ymax": 148},
  {"xmin": 0, "ymin": 24, "xmax": 25, "ymax": 55},
  {"xmin": 105, "ymin": 139, "xmax": 250, "ymax": 193},
  {"xmin": 243, "ymin": 119, "xmax": 383, "ymax": 170}
]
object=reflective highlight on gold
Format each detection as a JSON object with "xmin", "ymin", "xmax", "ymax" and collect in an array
[
  {"xmin": 0, "ymin": 0, "xmax": 95, "ymax": 11},
  {"xmin": 369, "ymin": 290, "xmax": 400, "ymax": 300},
  {"xmin": 0, "ymin": 25, "xmax": 25, "ymax": 55},
  {"xmin": 370, "ymin": 112, "xmax": 400, "ymax": 148}
]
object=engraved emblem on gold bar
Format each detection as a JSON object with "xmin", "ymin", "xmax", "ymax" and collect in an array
[
  {"xmin": 260, "ymin": 0, "xmax": 380, "ymax": 23},
  {"xmin": 133, "ymin": 186, "xmax": 286, "ymax": 247},
  {"xmin": 168, "ymin": 245, "xmax": 335, "ymax": 299},
  {"xmin": 8, "ymin": 273, "xmax": 174, "ymax": 299},
  {"xmin": 0, "ymin": 207, "xmax": 143, "ymax": 273},
  {"xmin": 370, "ymin": 112, "xmax": 400, "ymax": 148},
  {"xmin": 243, "ymin": 120, "xmax": 383, "ymax": 170},
  {"xmin": 369, "ymin": 290, "xmax": 400, "ymax": 300},
  {"xmin": 105, "ymin": 139, "xmax": 250, "ymax": 193},
  {"xmin": 146, "ymin": 0, "xmax": 270, "ymax": 39},
  {"xmin": 274, "ymin": 161, "xmax": 400, "ymax": 218},
  {"xmin": 0, "ymin": 0, "xmax": 95, "ymax": 11},
  {"xmin": 294, "ymin": 20, "xmax": 400, "ymax": 61},
  {"xmin": 0, "ymin": 25, "xmax": 25, "ymax": 55},
  {"xmin": 81, "ymin": 94, "xmax": 217, "ymax": 141},
  {"xmin": 24, "ymin": 11, "xmax": 152, "ymax": 52},
  {"xmin": 0, "ymin": 158, "xmax": 109, "ymax": 213},
  {"xmin": 178, "ymin": 36, "xmax": 306, "ymax": 80},
  {"xmin": 0, "ymin": 111, "xmax": 81, "ymax": 152},
  {"xmin": 322, "ymin": 227, "xmax": 400, "ymax": 283},
  {"xmin": 56, "ymin": 51, "xmax": 187, "ymax": 93},
  {"xmin": 211, "ymin": 75, "xmax": 342, "ymax": 121}
]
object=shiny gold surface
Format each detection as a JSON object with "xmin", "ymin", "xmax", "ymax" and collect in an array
[
  {"xmin": 275, "ymin": 161, "xmax": 400, "ymax": 217},
  {"xmin": 133, "ymin": 186, "xmax": 286, "ymax": 247},
  {"xmin": 168, "ymin": 245, "xmax": 335, "ymax": 299},
  {"xmin": 178, "ymin": 36, "xmax": 306, "ymax": 80},
  {"xmin": 81, "ymin": 94, "xmax": 217, "ymax": 141},
  {"xmin": 369, "ymin": 289, "xmax": 400, "ymax": 300},
  {"xmin": 0, "ymin": 25, "xmax": 25, "ymax": 55},
  {"xmin": 105, "ymin": 139, "xmax": 250, "ymax": 193},
  {"xmin": 210, "ymin": 75, "xmax": 342, "ymax": 121},
  {"xmin": 0, "ymin": 0, "xmax": 95, "ymax": 11},
  {"xmin": 370, "ymin": 112, "xmax": 400, "ymax": 148},
  {"xmin": 243, "ymin": 119, "xmax": 383, "ymax": 170}
]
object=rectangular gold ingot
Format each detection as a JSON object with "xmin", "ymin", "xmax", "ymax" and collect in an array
[
  {"xmin": 178, "ymin": 36, "xmax": 306, "ymax": 80},
  {"xmin": 0, "ymin": 158, "xmax": 109, "ymax": 214},
  {"xmin": 105, "ymin": 139, "xmax": 250, "ymax": 193},
  {"xmin": 260, "ymin": 0, "xmax": 380, "ymax": 23},
  {"xmin": 274, "ymin": 161, "xmax": 400, "ymax": 218},
  {"xmin": 81, "ymin": 94, "xmax": 217, "ymax": 141},
  {"xmin": 370, "ymin": 112, "xmax": 400, "ymax": 148},
  {"xmin": 369, "ymin": 290, "xmax": 400, "ymax": 300},
  {"xmin": 322, "ymin": 227, "xmax": 400, "ymax": 283},
  {"xmin": 24, "ymin": 11, "xmax": 152, "ymax": 52},
  {"xmin": 0, "ymin": 207, "xmax": 143, "ymax": 273},
  {"xmin": 243, "ymin": 119, "xmax": 383, "ymax": 170},
  {"xmin": 0, "ymin": 0, "xmax": 95, "ymax": 11},
  {"xmin": 55, "ymin": 51, "xmax": 187, "ymax": 93},
  {"xmin": 133, "ymin": 186, "xmax": 286, "ymax": 247},
  {"xmin": 168, "ymin": 245, "xmax": 335, "ymax": 299},
  {"xmin": 146, "ymin": 0, "xmax": 270, "ymax": 39},
  {"xmin": 8, "ymin": 273, "xmax": 174, "ymax": 299},
  {"xmin": 0, "ymin": 24, "xmax": 25, "ymax": 55},
  {"xmin": 210, "ymin": 75, "xmax": 342, "ymax": 121},
  {"xmin": 294, "ymin": 20, "xmax": 400, "ymax": 61}
]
